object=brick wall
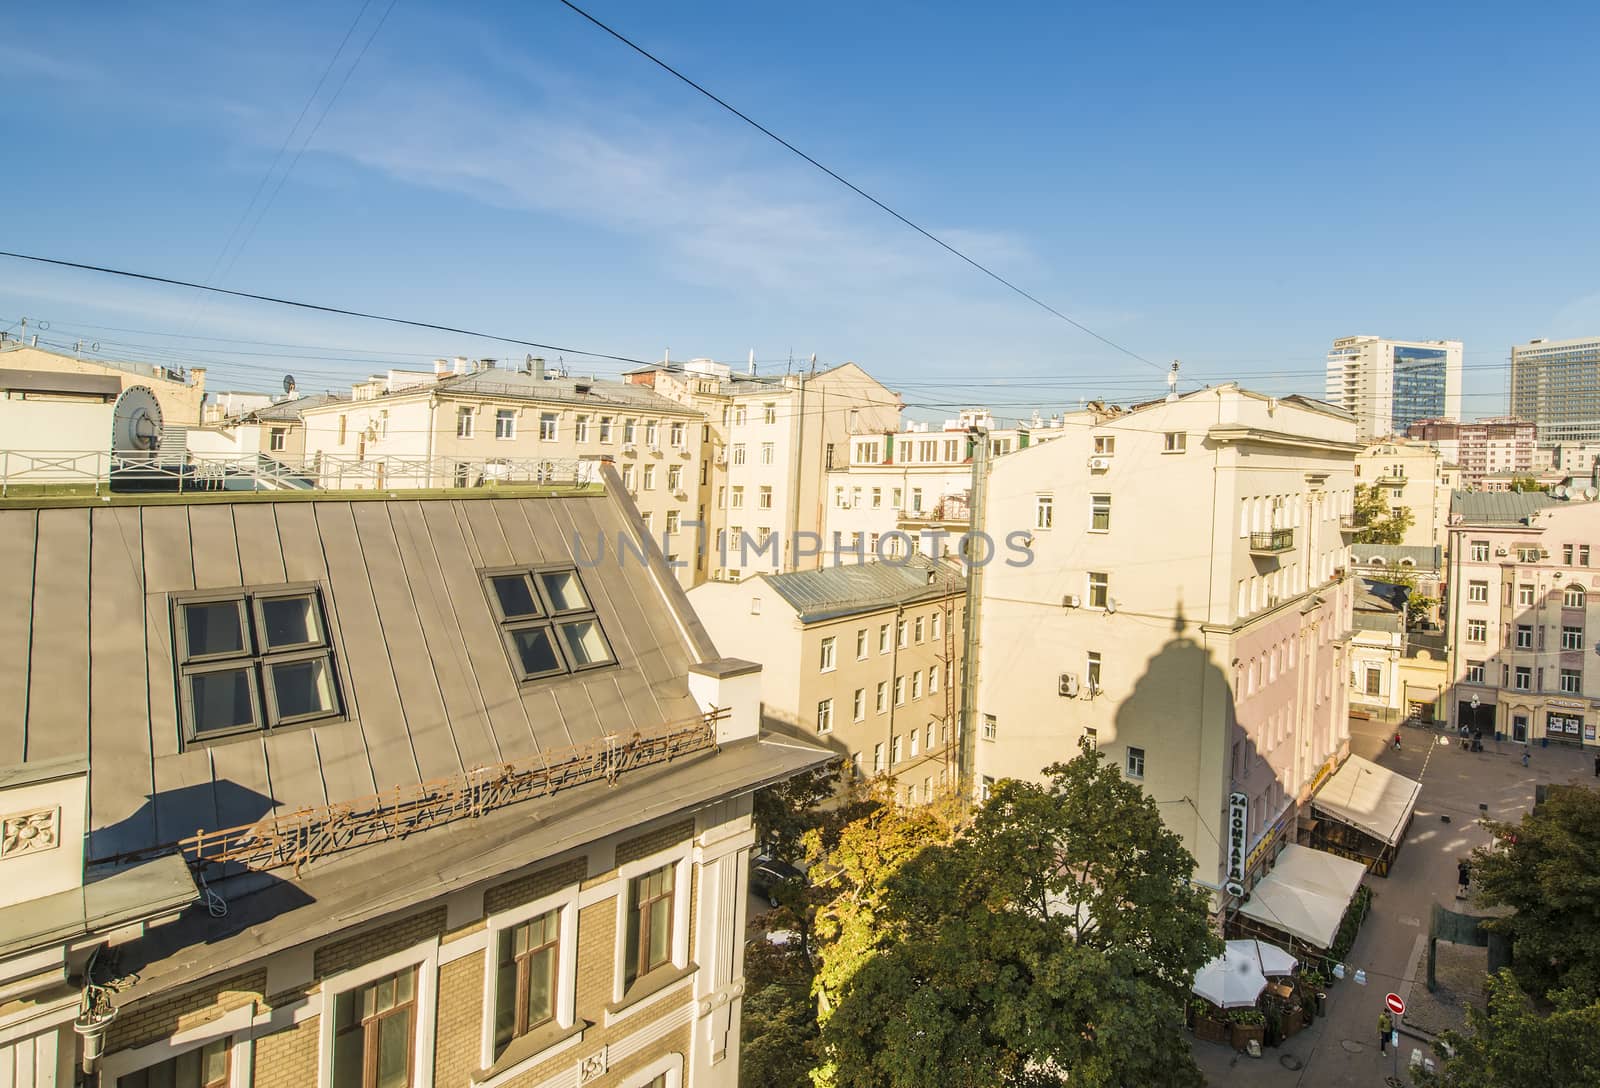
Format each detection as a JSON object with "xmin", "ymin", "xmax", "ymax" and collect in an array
[
  {"xmin": 484, "ymin": 857, "xmax": 587, "ymax": 916},
  {"xmin": 108, "ymin": 970, "xmax": 266, "ymax": 1052},
  {"xmin": 434, "ymin": 951, "xmax": 485, "ymax": 1085},
  {"xmin": 313, "ymin": 906, "xmax": 448, "ymax": 978},
  {"xmin": 251, "ymin": 1015, "xmax": 319, "ymax": 1088},
  {"xmin": 615, "ymin": 819, "xmax": 694, "ymax": 867}
]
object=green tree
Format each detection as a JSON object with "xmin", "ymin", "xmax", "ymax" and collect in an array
[
  {"xmin": 812, "ymin": 748, "xmax": 1219, "ymax": 1088},
  {"xmin": 756, "ymin": 762, "xmax": 846, "ymax": 865},
  {"xmin": 1353, "ymin": 483, "xmax": 1414, "ymax": 544},
  {"xmin": 1472, "ymin": 785, "xmax": 1600, "ymax": 1001},
  {"xmin": 1509, "ymin": 476, "xmax": 1547, "ymax": 493},
  {"xmin": 1423, "ymin": 971, "xmax": 1600, "ymax": 1087},
  {"xmin": 742, "ymin": 940, "xmax": 821, "ymax": 1088}
]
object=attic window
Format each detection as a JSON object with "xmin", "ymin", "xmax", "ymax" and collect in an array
[
  {"xmin": 172, "ymin": 586, "xmax": 343, "ymax": 744},
  {"xmin": 485, "ymin": 567, "xmax": 615, "ymax": 682}
]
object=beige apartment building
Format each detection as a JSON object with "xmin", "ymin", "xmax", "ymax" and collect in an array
[
  {"xmin": 688, "ymin": 555, "xmax": 964, "ymax": 804},
  {"xmin": 626, "ymin": 359, "xmax": 901, "ymax": 581},
  {"xmin": 1353, "ymin": 438, "xmax": 1459, "ymax": 550},
  {"xmin": 0, "ymin": 478, "xmax": 826, "ymax": 1088},
  {"xmin": 1446, "ymin": 490, "xmax": 1600, "ymax": 747},
  {"xmin": 298, "ymin": 360, "xmax": 706, "ymax": 586},
  {"xmin": 0, "ymin": 340, "xmax": 207, "ymax": 425},
  {"xmin": 976, "ymin": 385, "xmax": 1362, "ymax": 911},
  {"xmin": 1407, "ymin": 417, "xmax": 1536, "ymax": 490}
]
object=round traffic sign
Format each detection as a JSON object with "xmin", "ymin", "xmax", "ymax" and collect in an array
[{"xmin": 1385, "ymin": 992, "xmax": 1405, "ymax": 1016}]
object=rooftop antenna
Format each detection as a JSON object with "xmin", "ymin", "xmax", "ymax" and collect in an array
[
  {"xmin": 809, "ymin": 352, "xmax": 817, "ymax": 376},
  {"xmin": 1167, "ymin": 360, "xmax": 1180, "ymax": 402},
  {"xmin": 748, "ymin": 349, "xmax": 756, "ymax": 375}
]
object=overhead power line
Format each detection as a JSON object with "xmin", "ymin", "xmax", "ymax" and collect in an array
[{"xmin": 552, "ymin": 0, "xmax": 1166, "ymax": 375}]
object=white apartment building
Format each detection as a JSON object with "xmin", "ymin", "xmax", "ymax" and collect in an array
[
  {"xmin": 1325, "ymin": 335, "xmax": 1463, "ymax": 441},
  {"xmin": 1407, "ymin": 417, "xmax": 1536, "ymax": 490},
  {"xmin": 627, "ymin": 359, "xmax": 901, "ymax": 581},
  {"xmin": 300, "ymin": 358, "xmax": 706, "ymax": 585},
  {"xmin": 975, "ymin": 385, "xmax": 1361, "ymax": 908},
  {"xmin": 1353, "ymin": 438, "xmax": 1459, "ymax": 549},
  {"xmin": 821, "ymin": 409, "xmax": 1066, "ymax": 564},
  {"xmin": 1510, "ymin": 336, "xmax": 1600, "ymax": 446},
  {"xmin": 1446, "ymin": 491, "xmax": 1600, "ymax": 748}
]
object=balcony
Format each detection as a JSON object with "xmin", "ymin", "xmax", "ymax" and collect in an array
[
  {"xmin": 1338, "ymin": 513, "xmax": 1366, "ymax": 533},
  {"xmin": 1249, "ymin": 529, "xmax": 1295, "ymax": 554}
]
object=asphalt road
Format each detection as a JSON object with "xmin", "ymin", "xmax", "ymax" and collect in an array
[{"xmin": 1192, "ymin": 715, "xmax": 1596, "ymax": 1087}]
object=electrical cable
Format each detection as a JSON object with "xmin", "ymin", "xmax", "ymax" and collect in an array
[{"xmin": 552, "ymin": 0, "xmax": 1168, "ymax": 375}]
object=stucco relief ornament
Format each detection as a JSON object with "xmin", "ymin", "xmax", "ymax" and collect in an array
[
  {"xmin": 577, "ymin": 1046, "xmax": 608, "ymax": 1084},
  {"xmin": 0, "ymin": 807, "xmax": 60, "ymax": 857}
]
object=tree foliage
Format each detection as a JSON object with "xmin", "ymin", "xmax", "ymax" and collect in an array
[
  {"xmin": 742, "ymin": 940, "xmax": 822, "ymax": 1088},
  {"xmin": 1508, "ymin": 476, "xmax": 1547, "ymax": 494},
  {"xmin": 811, "ymin": 749, "xmax": 1220, "ymax": 1088},
  {"xmin": 756, "ymin": 763, "xmax": 847, "ymax": 864},
  {"xmin": 1423, "ymin": 971, "xmax": 1600, "ymax": 1088},
  {"xmin": 1353, "ymin": 482, "xmax": 1414, "ymax": 545},
  {"xmin": 1472, "ymin": 785, "xmax": 1600, "ymax": 1001}
]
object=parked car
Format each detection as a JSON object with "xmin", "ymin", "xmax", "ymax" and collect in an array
[{"xmin": 749, "ymin": 855, "xmax": 804, "ymax": 906}]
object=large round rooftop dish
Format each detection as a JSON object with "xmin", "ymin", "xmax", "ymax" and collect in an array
[{"xmin": 111, "ymin": 386, "xmax": 164, "ymax": 454}]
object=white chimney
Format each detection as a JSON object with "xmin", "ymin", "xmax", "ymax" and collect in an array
[
  {"xmin": 434, "ymin": 358, "xmax": 448, "ymax": 378},
  {"xmin": 453, "ymin": 356, "xmax": 468, "ymax": 375}
]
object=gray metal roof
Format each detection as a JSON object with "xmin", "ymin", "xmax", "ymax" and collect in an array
[
  {"xmin": 0, "ymin": 369, "xmax": 122, "ymax": 398},
  {"xmin": 1450, "ymin": 490, "xmax": 1556, "ymax": 524},
  {"xmin": 1349, "ymin": 544, "xmax": 1440, "ymax": 571},
  {"xmin": 433, "ymin": 370, "xmax": 701, "ymax": 415},
  {"xmin": 241, "ymin": 391, "xmax": 349, "ymax": 421},
  {"xmin": 762, "ymin": 555, "xmax": 962, "ymax": 622},
  {"xmin": 0, "ymin": 488, "xmax": 722, "ymax": 863}
]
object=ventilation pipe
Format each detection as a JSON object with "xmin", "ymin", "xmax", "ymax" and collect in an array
[{"xmin": 532, "ymin": 357, "xmax": 546, "ymax": 382}]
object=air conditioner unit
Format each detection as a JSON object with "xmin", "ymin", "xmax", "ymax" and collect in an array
[
  {"xmin": 649, "ymin": 443, "xmax": 663, "ymax": 455},
  {"xmin": 622, "ymin": 442, "xmax": 637, "ymax": 454},
  {"xmin": 673, "ymin": 489, "xmax": 688, "ymax": 500},
  {"xmin": 715, "ymin": 451, "xmax": 728, "ymax": 465},
  {"xmin": 1495, "ymin": 547, "xmax": 1508, "ymax": 556},
  {"xmin": 1059, "ymin": 673, "xmax": 1080, "ymax": 698},
  {"xmin": 1540, "ymin": 548, "xmax": 1551, "ymax": 558},
  {"xmin": 679, "ymin": 448, "xmax": 692, "ymax": 458},
  {"xmin": 1062, "ymin": 593, "xmax": 1081, "ymax": 608},
  {"xmin": 1088, "ymin": 456, "xmax": 1112, "ymax": 471}
]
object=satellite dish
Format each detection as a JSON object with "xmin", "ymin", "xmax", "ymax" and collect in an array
[
  {"xmin": 1105, "ymin": 598, "xmax": 1118, "ymax": 615},
  {"xmin": 1554, "ymin": 485, "xmax": 1568, "ymax": 498},
  {"xmin": 1588, "ymin": 487, "xmax": 1598, "ymax": 501},
  {"xmin": 283, "ymin": 374, "xmax": 297, "ymax": 395},
  {"xmin": 111, "ymin": 386, "xmax": 163, "ymax": 454}
]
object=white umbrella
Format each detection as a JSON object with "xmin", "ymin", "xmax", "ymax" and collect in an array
[
  {"xmin": 1236, "ymin": 938, "xmax": 1297, "ymax": 977},
  {"xmin": 1192, "ymin": 945, "xmax": 1269, "ymax": 1009}
]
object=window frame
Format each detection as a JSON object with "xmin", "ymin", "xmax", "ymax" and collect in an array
[
  {"xmin": 482, "ymin": 566, "xmax": 617, "ymax": 684},
  {"xmin": 610, "ymin": 845, "xmax": 692, "ymax": 1010},
  {"xmin": 103, "ymin": 1005, "xmax": 256, "ymax": 1088},
  {"xmin": 1125, "ymin": 746, "xmax": 1146, "ymax": 779},
  {"xmin": 318, "ymin": 938, "xmax": 440, "ymax": 1088},
  {"xmin": 478, "ymin": 879, "xmax": 582, "ymax": 1078}
]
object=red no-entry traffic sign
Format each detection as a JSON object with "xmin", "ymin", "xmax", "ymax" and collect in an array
[{"xmin": 1385, "ymin": 992, "xmax": 1406, "ymax": 1016}]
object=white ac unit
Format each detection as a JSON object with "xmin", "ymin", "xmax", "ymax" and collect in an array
[
  {"xmin": 1062, "ymin": 593, "xmax": 1081, "ymax": 608},
  {"xmin": 622, "ymin": 442, "xmax": 637, "ymax": 454},
  {"xmin": 1088, "ymin": 456, "xmax": 1112, "ymax": 471},
  {"xmin": 1059, "ymin": 673, "xmax": 1080, "ymax": 698},
  {"xmin": 649, "ymin": 443, "xmax": 663, "ymax": 455},
  {"xmin": 715, "ymin": 451, "xmax": 728, "ymax": 465}
]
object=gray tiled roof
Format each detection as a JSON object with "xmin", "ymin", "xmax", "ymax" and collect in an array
[
  {"xmin": 1450, "ymin": 490, "xmax": 1556, "ymax": 524},
  {"xmin": 241, "ymin": 391, "xmax": 349, "ymax": 421},
  {"xmin": 763, "ymin": 555, "xmax": 962, "ymax": 622},
  {"xmin": 1349, "ymin": 544, "xmax": 1440, "ymax": 571},
  {"xmin": 435, "ymin": 370, "xmax": 701, "ymax": 415}
]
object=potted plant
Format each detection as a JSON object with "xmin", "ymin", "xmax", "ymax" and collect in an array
[
  {"xmin": 1228, "ymin": 1008, "xmax": 1266, "ymax": 1052},
  {"xmin": 1191, "ymin": 999, "xmax": 1230, "ymax": 1044}
]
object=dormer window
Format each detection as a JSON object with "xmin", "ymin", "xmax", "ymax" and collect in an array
[
  {"xmin": 484, "ymin": 568, "xmax": 616, "ymax": 682},
  {"xmin": 173, "ymin": 586, "xmax": 343, "ymax": 745}
]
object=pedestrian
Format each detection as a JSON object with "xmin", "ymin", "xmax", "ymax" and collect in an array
[
  {"xmin": 1523, "ymin": 749, "xmax": 1531, "ymax": 768},
  {"xmin": 1379, "ymin": 1009, "xmax": 1392, "ymax": 1053},
  {"xmin": 1393, "ymin": 731, "xmax": 1402, "ymax": 752},
  {"xmin": 1458, "ymin": 859, "xmax": 1471, "ymax": 892},
  {"xmin": 1593, "ymin": 752, "xmax": 1599, "ymax": 778}
]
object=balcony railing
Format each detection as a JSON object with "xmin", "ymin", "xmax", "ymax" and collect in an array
[
  {"xmin": 1249, "ymin": 529, "xmax": 1295, "ymax": 554},
  {"xmin": 1339, "ymin": 513, "xmax": 1367, "ymax": 532},
  {"xmin": 0, "ymin": 451, "xmax": 594, "ymax": 496}
]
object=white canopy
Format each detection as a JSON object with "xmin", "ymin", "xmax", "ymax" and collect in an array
[
  {"xmin": 1311, "ymin": 754, "xmax": 1421, "ymax": 847},
  {"xmin": 1237, "ymin": 844, "xmax": 1367, "ymax": 949},
  {"xmin": 1192, "ymin": 940, "xmax": 1298, "ymax": 1008}
]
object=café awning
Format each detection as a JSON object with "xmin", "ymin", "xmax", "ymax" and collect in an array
[
  {"xmin": 1311, "ymin": 754, "xmax": 1421, "ymax": 847},
  {"xmin": 1237, "ymin": 844, "xmax": 1366, "ymax": 949}
]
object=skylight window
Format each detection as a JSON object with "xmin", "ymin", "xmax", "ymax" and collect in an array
[
  {"xmin": 173, "ymin": 586, "xmax": 342, "ymax": 744},
  {"xmin": 485, "ymin": 568, "xmax": 615, "ymax": 681}
]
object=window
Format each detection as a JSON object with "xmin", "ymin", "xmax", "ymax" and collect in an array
[
  {"xmin": 1514, "ymin": 666, "xmax": 1531, "ymax": 690},
  {"xmin": 621, "ymin": 465, "xmax": 635, "ymax": 490},
  {"xmin": 1035, "ymin": 494, "xmax": 1054, "ymax": 530},
  {"xmin": 931, "ymin": 612, "xmax": 942, "ymax": 640},
  {"xmin": 599, "ymin": 416, "xmax": 613, "ymax": 443},
  {"xmin": 667, "ymin": 465, "xmax": 682, "ymax": 491},
  {"xmin": 730, "ymin": 486, "xmax": 744, "ymax": 508},
  {"xmin": 1086, "ymin": 651, "xmax": 1102, "ymax": 692},
  {"xmin": 536, "ymin": 412, "xmax": 560, "ymax": 441},
  {"xmin": 332, "ymin": 967, "xmax": 417, "ymax": 1088},
  {"xmin": 980, "ymin": 776, "xmax": 995, "ymax": 802},
  {"xmin": 456, "ymin": 407, "xmax": 475, "ymax": 438},
  {"xmin": 762, "ymin": 402, "xmax": 777, "ymax": 424},
  {"xmin": 268, "ymin": 427, "xmax": 287, "ymax": 453},
  {"xmin": 820, "ymin": 636, "xmax": 836, "ymax": 672},
  {"xmin": 623, "ymin": 418, "xmax": 637, "ymax": 444},
  {"xmin": 734, "ymin": 406, "xmax": 747, "ymax": 426},
  {"xmin": 761, "ymin": 442, "xmax": 775, "ymax": 465},
  {"xmin": 1163, "ymin": 431, "xmax": 1186, "ymax": 453},
  {"xmin": 119, "ymin": 1040, "xmax": 231, "ymax": 1088},
  {"xmin": 645, "ymin": 421, "xmax": 659, "ymax": 447},
  {"xmin": 1090, "ymin": 494, "xmax": 1111, "ymax": 532},
  {"xmin": 897, "ymin": 618, "xmax": 908, "ymax": 648},
  {"xmin": 665, "ymin": 511, "xmax": 680, "ymax": 534},
  {"xmin": 853, "ymin": 688, "xmax": 865, "ymax": 722},
  {"xmin": 1125, "ymin": 747, "xmax": 1145, "ymax": 779},
  {"xmin": 173, "ymin": 587, "xmax": 342, "ymax": 742},
  {"xmin": 338, "ymin": 415, "xmax": 348, "ymax": 444},
  {"xmin": 485, "ymin": 568, "xmax": 614, "ymax": 682},
  {"xmin": 982, "ymin": 714, "xmax": 997, "ymax": 741},
  {"xmin": 912, "ymin": 671, "xmax": 923, "ymax": 699},
  {"xmin": 928, "ymin": 666, "xmax": 938, "ymax": 693},
  {"xmin": 1566, "ymin": 585, "xmax": 1587, "ymax": 608},
  {"xmin": 1561, "ymin": 668, "xmax": 1582, "ymax": 694},
  {"xmin": 1082, "ymin": 726, "xmax": 1097, "ymax": 749},
  {"xmin": 1565, "ymin": 544, "xmax": 1575, "ymax": 564},
  {"xmin": 1087, "ymin": 572, "xmax": 1109, "ymax": 609},
  {"xmin": 891, "ymin": 735, "xmax": 903, "ymax": 764},
  {"xmin": 758, "ymin": 485, "xmax": 773, "ymax": 509},
  {"xmin": 1365, "ymin": 667, "xmax": 1382, "ymax": 697},
  {"xmin": 894, "ymin": 676, "xmax": 906, "ymax": 706},
  {"xmin": 575, "ymin": 416, "xmax": 590, "ymax": 443},
  {"xmin": 816, "ymin": 698, "xmax": 834, "ymax": 734},
  {"xmin": 731, "ymin": 443, "xmax": 746, "ymax": 465},
  {"xmin": 1466, "ymin": 619, "xmax": 1487, "ymax": 642},
  {"xmin": 642, "ymin": 465, "xmax": 655, "ymax": 490},
  {"xmin": 494, "ymin": 910, "xmax": 560, "ymax": 1054},
  {"xmin": 876, "ymin": 681, "xmax": 888, "ymax": 713},
  {"xmin": 1467, "ymin": 580, "xmax": 1488, "ymax": 603},
  {"xmin": 1466, "ymin": 660, "xmax": 1485, "ymax": 684},
  {"xmin": 488, "ymin": 408, "xmax": 517, "ymax": 440},
  {"xmin": 873, "ymin": 743, "xmax": 885, "ymax": 773},
  {"xmin": 670, "ymin": 421, "xmax": 685, "ymax": 447},
  {"xmin": 1583, "ymin": 546, "xmax": 1592, "ymax": 566},
  {"xmin": 1093, "ymin": 435, "xmax": 1115, "ymax": 455},
  {"xmin": 909, "ymin": 729, "xmax": 920, "ymax": 757},
  {"xmin": 879, "ymin": 624, "xmax": 891, "ymax": 654},
  {"xmin": 914, "ymin": 616, "xmax": 925, "ymax": 642},
  {"xmin": 856, "ymin": 628, "xmax": 868, "ymax": 659},
  {"xmin": 625, "ymin": 864, "xmax": 676, "ymax": 988},
  {"xmin": 1563, "ymin": 625, "xmax": 1584, "ymax": 650},
  {"xmin": 1470, "ymin": 540, "xmax": 1490, "ymax": 562},
  {"xmin": 1516, "ymin": 624, "xmax": 1533, "ymax": 649},
  {"xmin": 871, "ymin": 487, "xmax": 882, "ymax": 508}
]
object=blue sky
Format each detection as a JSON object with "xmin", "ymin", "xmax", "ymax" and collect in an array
[{"xmin": 3, "ymin": 1, "xmax": 1598, "ymax": 419}]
